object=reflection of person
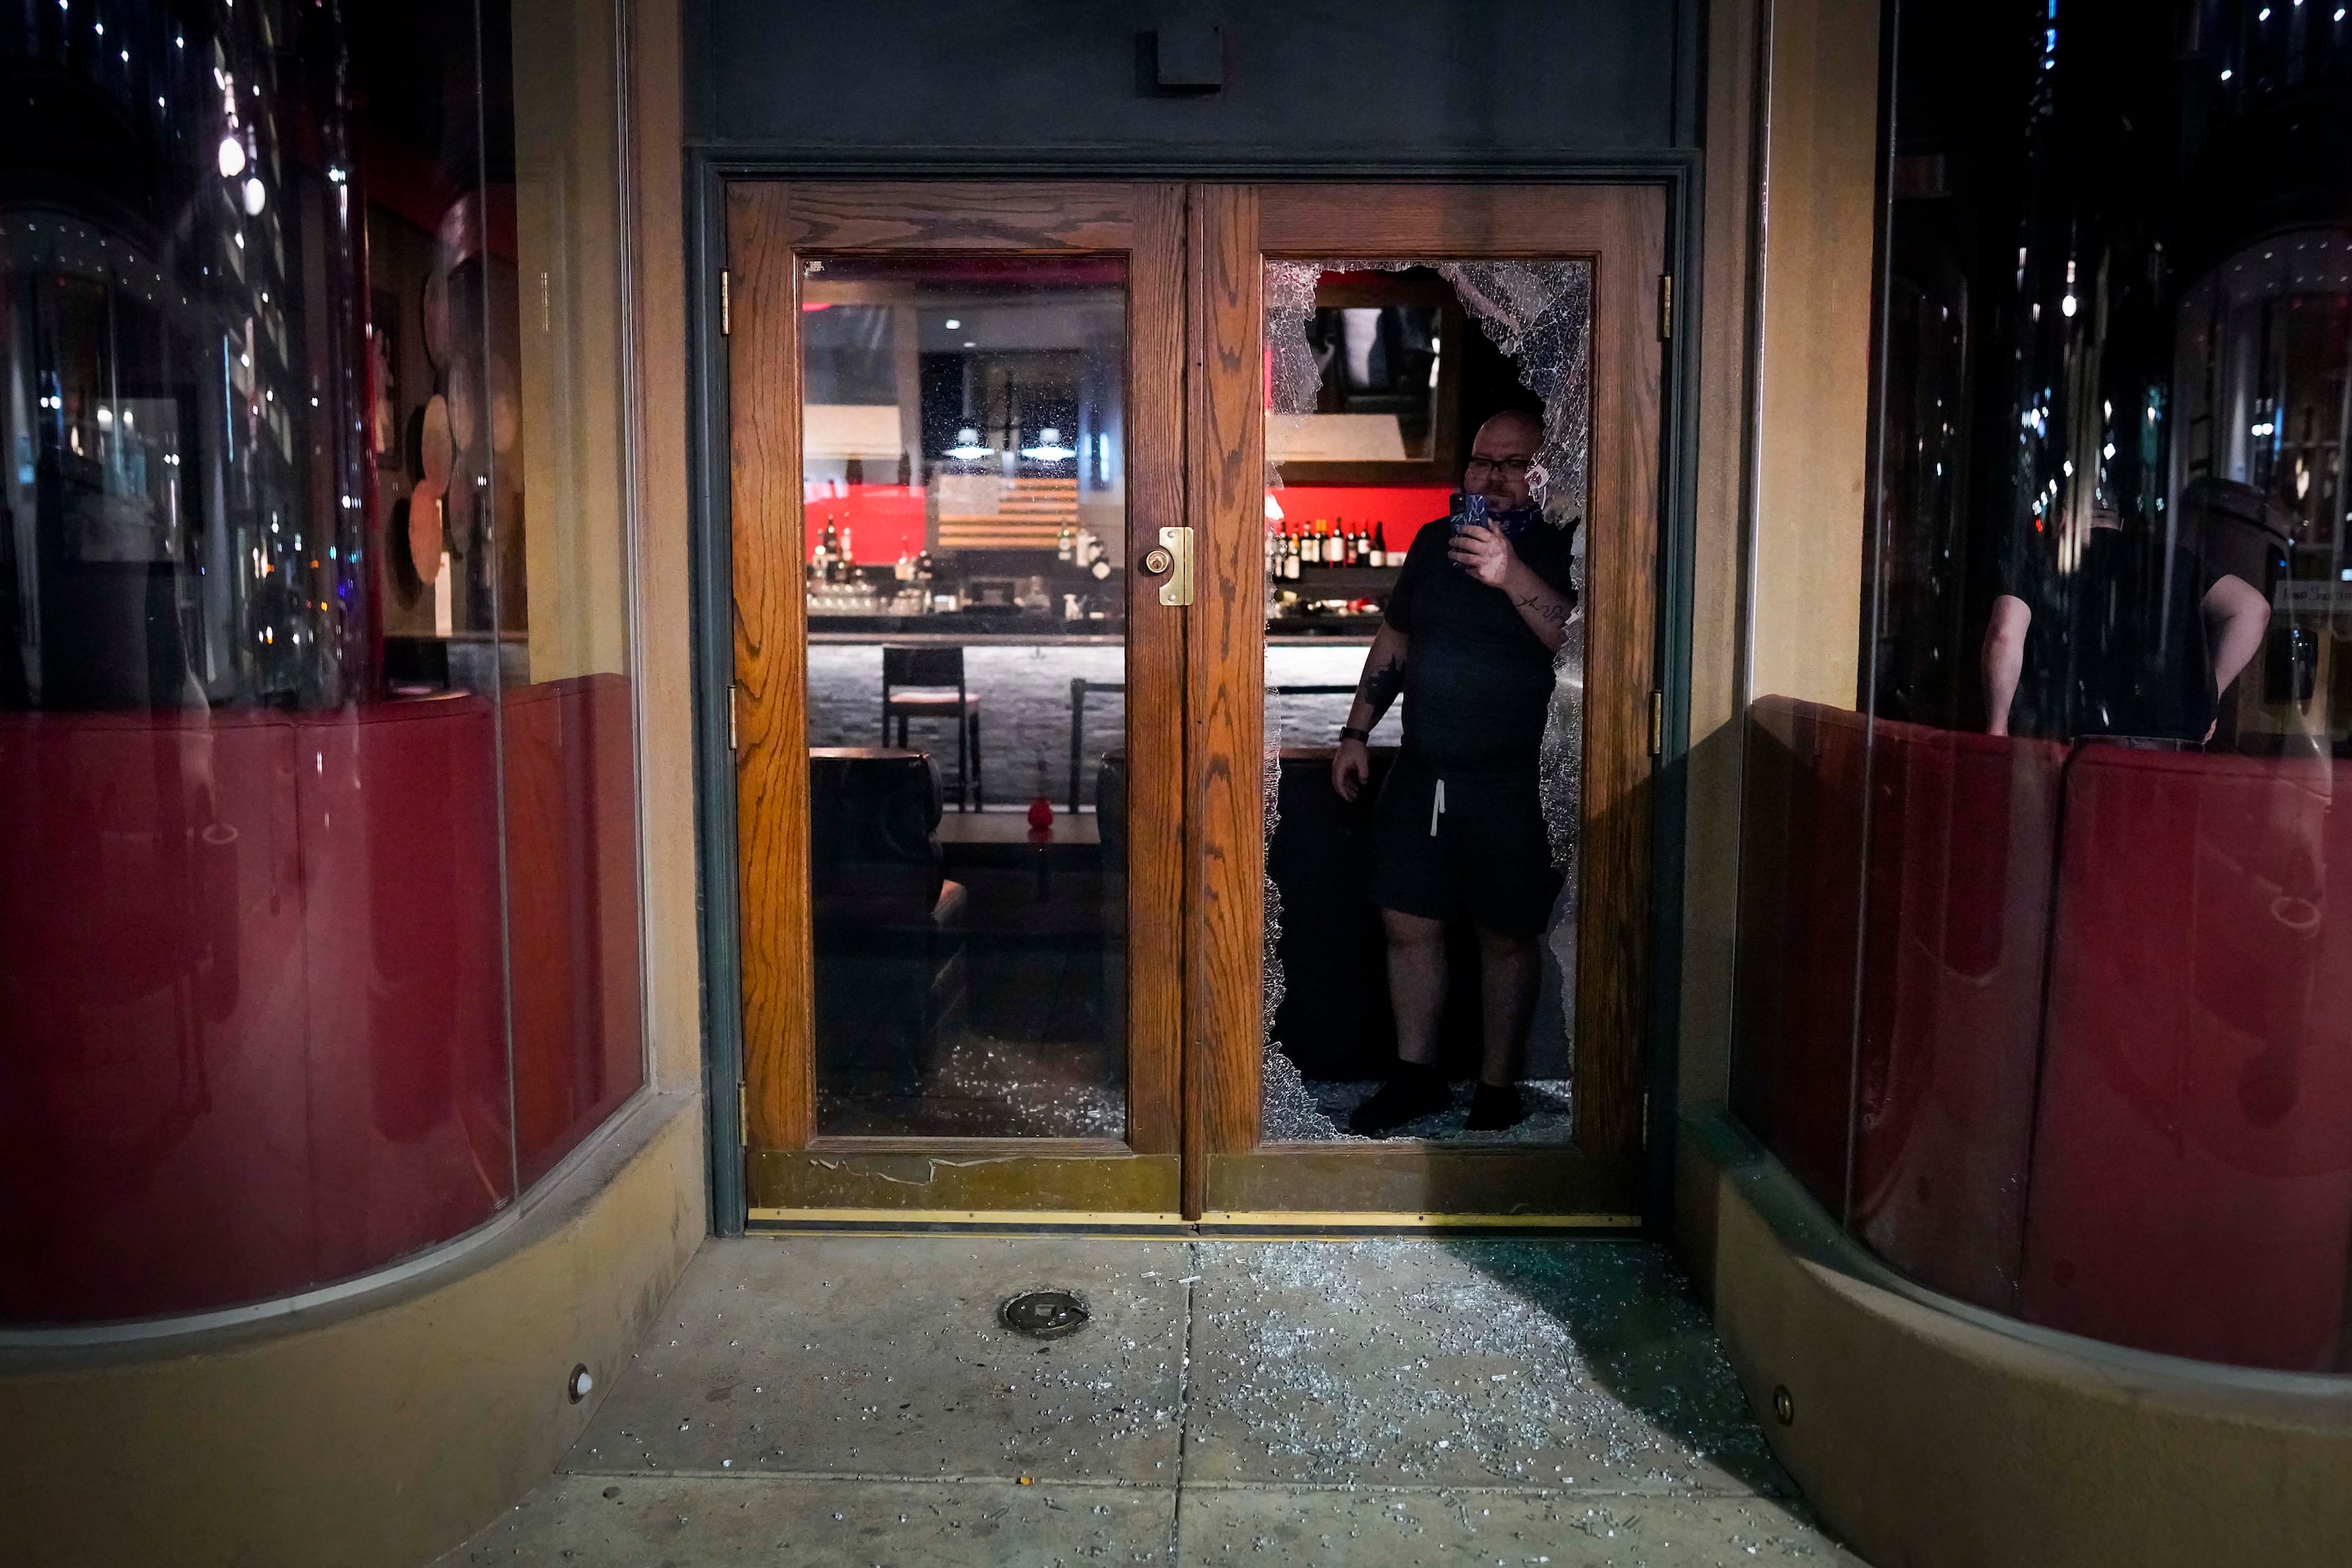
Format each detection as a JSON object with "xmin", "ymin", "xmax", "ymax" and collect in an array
[
  {"xmin": 1331, "ymin": 411, "xmax": 1578, "ymax": 1134},
  {"xmin": 1982, "ymin": 503, "xmax": 2269, "ymax": 743}
]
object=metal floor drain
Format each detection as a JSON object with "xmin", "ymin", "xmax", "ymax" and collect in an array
[{"xmin": 999, "ymin": 1289, "xmax": 1089, "ymax": 1339}]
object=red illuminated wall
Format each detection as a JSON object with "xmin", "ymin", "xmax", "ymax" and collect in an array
[
  {"xmin": 795, "ymin": 483, "xmax": 1456, "ymax": 564},
  {"xmin": 802, "ymin": 483, "xmax": 928, "ymax": 564},
  {"xmin": 1271, "ymin": 487, "xmax": 1454, "ymax": 553}
]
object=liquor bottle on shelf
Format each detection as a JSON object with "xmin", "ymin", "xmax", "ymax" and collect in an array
[
  {"xmin": 1283, "ymin": 533, "xmax": 1302, "ymax": 581},
  {"xmin": 839, "ymin": 524, "xmax": 855, "ymax": 574},
  {"xmin": 1302, "ymin": 520, "xmax": 1318, "ymax": 566},
  {"xmin": 1056, "ymin": 524, "xmax": 1075, "ymax": 563},
  {"xmin": 1341, "ymin": 520, "xmax": 1358, "ymax": 568},
  {"xmin": 1367, "ymin": 527, "xmax": 1386, "ymax": 569}
]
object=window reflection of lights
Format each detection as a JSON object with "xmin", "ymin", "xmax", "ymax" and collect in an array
[
  {"xmin": 944, "ymin": 426, "xmax": 993, "ymax": 460},
  {"xmin": 2221, "ymin": 68, "xmax": 2233, "ymax": 81},
  {"xmin": 218, "ymin": 137, "xmax": 245, "ymax": 178},
  {"xmin": 2061, "ymin": 294, "xmax": 2077, "ymax": 316},
  {"xmin": 1020, "ymin": 427, "xmax": 1076, "ymax": 463},
  {"xmin": 2103, "ymin": 443, "xmax": 2117, "ymax": 459},
  {"xmin": 943, "ymin": 318, "xmax": 961, "ymax": 329},
  {"xmin": 244, "ymin": 178, "xmax": 266, "ymax": 215},
  {"xmin": 2253, "ymin": 420, "xmax": 2277, "ymax": 437},
  {"xmin": 2259, "ymin": 5, "xmax": 2270, "ymax": 18},
  {"xmin": 962, "ymin": 340, "xmax": 976, "ymax": 348}
]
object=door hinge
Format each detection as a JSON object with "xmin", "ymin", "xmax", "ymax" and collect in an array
[
  {"xmin": 720, "ymin": 268, "xmax": 731, "ymax": 336},
  {"xmin": 1649, "ymin": 690, "xmax": 1664, "ymax": 756},
  {"xmin": 736, "ymin": 1081, "xmax": 749, "ymax": 1149},
  {"xmin": 1156, "ymin": 525, "xmax": 1195, "ymax": 607},
  {"xmin": 727, "ymin": 682, "xmax": 740, "ymax": 752},
  {"xmin": 1657, "ymin": 274, "xmax": 1673, "ymax": 341}
]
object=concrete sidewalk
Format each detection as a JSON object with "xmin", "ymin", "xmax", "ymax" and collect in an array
[{"xmin": 443, "ymin": 1235, "xmax": 1860, "ymax": 1566}]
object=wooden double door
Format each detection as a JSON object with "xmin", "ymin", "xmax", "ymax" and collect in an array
[{"xmin": 726, "ymin": 180, "xmax": 1664, "ymax": 1225}]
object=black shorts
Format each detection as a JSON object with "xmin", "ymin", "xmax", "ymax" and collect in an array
[{"xmin": 1366, "ymin": 754, "xmax": 1564, "ymax": 937}]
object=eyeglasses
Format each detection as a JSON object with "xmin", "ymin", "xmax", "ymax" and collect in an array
[{"xmin": 1464, "ymin": 455, "xmax": 1534, "ymax": 480}]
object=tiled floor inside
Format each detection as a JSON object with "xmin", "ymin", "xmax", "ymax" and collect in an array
[{"xmin": 443, "ymin": 1235, "xmax": 1864, "ymax": 1566}]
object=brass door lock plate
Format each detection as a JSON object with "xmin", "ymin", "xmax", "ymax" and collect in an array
[{"xmin": 1155, "ymin": 526, "xmax": 1194, "ymax": 606}]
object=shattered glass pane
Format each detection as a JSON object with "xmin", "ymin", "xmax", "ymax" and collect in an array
[
  {"xmin": 1264, "ymin": 260, "xmax": 1593, "ymax": 523},
  {"xmin": 1261, "ymin": 260, "xmax": 1591, "ymax": 1145}
]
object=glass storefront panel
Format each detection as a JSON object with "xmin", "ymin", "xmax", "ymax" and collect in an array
[
  {"xmin": 1733, "ymin": 0, "xmax": 2352, "ymax": 1371},
  {"xmin": 1258, "ymin": 260, "xmax": 1591, "ymax": 1144},
  {"xmin": 798, "ymin": 256, "xmax": 1130, "ymax": 1138},
  {"xmin": 0, "ymin": 0, "xmax": 641, "ymax": 1323}
]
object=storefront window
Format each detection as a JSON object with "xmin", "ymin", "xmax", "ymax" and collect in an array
[
  {"xmin": 0, "ymin": 0, "xmax": 641, "ymax": 1323},
  {"xmin": 1734, "ymin": 0, "xmax": 2352, "ymax": 1370}
]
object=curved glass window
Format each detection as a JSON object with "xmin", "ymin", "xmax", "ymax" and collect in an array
[
  {"xmin": 1736, "ymin": 0, "xmax": 2352, "ymax": 1371},
  {"xmin": 0, "ymin": 0, "xmax": 641, "ymax": 1324}
]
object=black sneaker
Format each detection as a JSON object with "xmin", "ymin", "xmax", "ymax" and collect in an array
[
  {"xmin": 1464, "ymin": 1082, "xmax": 1527, "ymax": 1132},
  {"xmin": 1348, "ymin": 1066, "xmax": 1451, "ymax": 1136}
]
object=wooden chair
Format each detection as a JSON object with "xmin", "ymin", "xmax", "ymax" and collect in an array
[{"xmin": 881, "ymin": 645, "xmax": 981, "ymax": 810}]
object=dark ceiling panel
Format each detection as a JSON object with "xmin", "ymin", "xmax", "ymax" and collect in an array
[{"xmin": 686, "ymin": 1, "xmax": 1687, "ymax": 161}]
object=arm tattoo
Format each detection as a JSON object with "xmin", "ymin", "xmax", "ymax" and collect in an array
[
  {"xmin": 1358, "ymin": 654, "xmax": 1406, "ymax": 717},
  {"xmin": 1514, "ymin": 590, "xmax": 1572, "ymax": 630}
]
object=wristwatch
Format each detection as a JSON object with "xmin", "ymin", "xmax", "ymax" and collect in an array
[{"xmin": 1339, "ymin": 725, "xmax": 1372, "ymax": 744}]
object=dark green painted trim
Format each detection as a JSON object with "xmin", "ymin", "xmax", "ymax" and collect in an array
[{"xmin": 688, "ymin": 154, "xmax": 746, "ymax": 1237}]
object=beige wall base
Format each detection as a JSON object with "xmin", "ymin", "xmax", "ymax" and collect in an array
[
  {"xmin": 0, "ymin": 1090, "xmax": 704, "ymax": 1568},
  {"xmin": 1679, "ymin": 1115, "xmax": 2352, "ymax": 1568}
]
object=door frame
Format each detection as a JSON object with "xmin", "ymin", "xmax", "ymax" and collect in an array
[
  {"xmin": 690, "ymin": 166, "xmax": 1698, "ymax": 1237},
  {"xmin": 722, "ymin": 181, "xmax": 1190, "ymax": 1220},
  {"xmin": 1186, "ymin": 184, "xmax": 1668, "ymax": 1224}
]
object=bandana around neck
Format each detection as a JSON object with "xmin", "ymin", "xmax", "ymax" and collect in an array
[{"xmin": 1449, "ymin": 492, "xmax": 1547, "ymax": 539}]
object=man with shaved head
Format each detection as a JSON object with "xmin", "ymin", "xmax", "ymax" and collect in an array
[{"xmin": 1332, "ymin": 408, "xmax": 1578, "ymax": 1134}]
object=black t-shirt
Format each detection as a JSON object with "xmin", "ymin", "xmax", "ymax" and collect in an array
[
  {"xmin": 1383, "ymin": 514, "xmax": 1579, "ymax": 771},
  {"xmin": 2003, "ymin": 527, "xmax": 2220, "ymax": 742}
]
